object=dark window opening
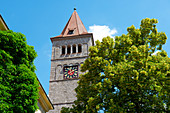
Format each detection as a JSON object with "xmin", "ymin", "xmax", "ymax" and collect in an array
[
  {"xmin": 73, "ymin": 45, "xmax": 76, "ymax": 53},
  {"xmin": 78, "ymin": 44, "xmax": 82, "ymax": 53},
  {"xmin": 67, "ymin": 46, "xmax": 71, "ymax": 54},
  {"xmin": 68, "ymin": 30, "xmax": 74, "ymax": 35},
  {"xmin": 62, "ymin": 46, "xmax": 65, "ymax": 54}
]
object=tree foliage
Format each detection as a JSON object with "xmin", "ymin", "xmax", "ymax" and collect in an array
[
  {"xmin": 0, "ymin": 30, "xmax": 39, "ymax": 113},
  {"xmin": 61, "ymin": 18, "xmax": 170, "ymax": 113}
]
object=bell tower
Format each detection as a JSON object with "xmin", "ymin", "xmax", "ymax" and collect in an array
[{"xmin": 48, "ymin": 9, "xmax": 94, "ymax": 113}]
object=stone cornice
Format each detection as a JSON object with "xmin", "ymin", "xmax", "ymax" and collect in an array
[
  {"xmin": 50, "ymin": 78, "xmax": 79, "ymax": 83},
  {"xmin": 53, "ymin": 102, "xmax": 74, "ymax": 105},
  {"xmin": 51, "ymin": 55, "xmax": 88, "ymax": 61}
]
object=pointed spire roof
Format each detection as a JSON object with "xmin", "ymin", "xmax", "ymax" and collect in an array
[{"xmin": 54, "ymin": 9, "xmax": 90, "ymax": 38}]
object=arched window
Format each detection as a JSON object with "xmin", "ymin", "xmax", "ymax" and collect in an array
[
  {"xmin": 63, "ymin": 64, "xmax": 67, "ymax": 67},
  {"xmin": 75, "ymin": 63, "xmax": 79, "ymax": 66},
  {"xmin": 62, "ymin": 46, "xmax": 65, "ymax": 54},
  {"xmin": 78, "ymin": 44, "xmax": 82, "ymax": 53},
  {"xmin": 67, "ymin": 45, "xmax": 71, "ymax": 54},
  {"xmin": 72, "ymin": 44, "xmax": 76, "ymax": 53},
  {"xmin": 69, "ymin": 63, "xmax": 73, "ymax": 66}
]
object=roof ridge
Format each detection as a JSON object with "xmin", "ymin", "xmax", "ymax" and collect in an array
[
  {"xmin": 75, "ymin": 11, "xmax": 80, "ymax": 35},
  {"xmin": 57, "ymin": 10, "xmax": 88, "ymax": 37}
]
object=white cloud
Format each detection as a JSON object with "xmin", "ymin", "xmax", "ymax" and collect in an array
[
  {"xmin": 88, "ymin": 25, "xmax": 117, "ymax": 42},
  {"xmin": 152, "ymin": 50, "xmax": 160, "ymax": 56}
]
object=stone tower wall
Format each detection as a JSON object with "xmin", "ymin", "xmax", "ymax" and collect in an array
[{"xmin": 48, "ymin": 35, "xmax": 93, "ymax": 113}]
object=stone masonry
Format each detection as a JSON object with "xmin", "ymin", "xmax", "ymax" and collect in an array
[
  {"xmin": 48, "ymin": 9, "xmax": 94, "ymax": 113},
  {"xmin": 48, "ymin": 35, "xmax": 93, "ymax": 113}
]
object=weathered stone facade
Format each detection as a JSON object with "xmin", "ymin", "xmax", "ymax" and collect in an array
[
  {"xmin": 48, "ymin": 9, "xmax": 94, "ymax": 112},
  {"xmin": 48, "ymin": 35, "xmax": 93, "ymax": 113}
]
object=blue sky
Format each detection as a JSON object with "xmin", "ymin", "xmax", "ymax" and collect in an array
[{"xmin": 1, "ymin": 0, "xmax": 170, "ymax": 94}]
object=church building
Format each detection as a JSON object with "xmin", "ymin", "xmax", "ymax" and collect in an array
[{"xmin": 48, "ymin": 9, "xmax": 94, "ymax": 112}]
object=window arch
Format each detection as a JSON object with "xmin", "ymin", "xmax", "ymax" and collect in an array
[
  {"xmin": 69, "ymin": 63, "xmax": 73, "ymax": 66},
  {"xmin": 63, "ymin": 64, "xmax": 67, "ymax": 67},
  {"xmin": 78, "ymin": 44, "xmax": 82, "ymax": 53},
  {"xmin": 72, "ymin": 44, "xmax": 76, "ymax": 53},
  {"xmin": 62, "ymin": 46, "xmax": 65, "ymax": 54},
  {"xmin": 75, "ymin": 63, "xmax": 80, "ymax": 66},
  {"xmin": 67, "ymin": 45, "xmax": 71, "ymax": 54}
]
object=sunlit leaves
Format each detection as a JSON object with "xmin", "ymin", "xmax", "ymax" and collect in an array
[
  {"xmin": 0, "ymin": 30, "xmax": 39, "ymax": 113},
  {"xmin": 61, "ymin": 18, "xmax": 169, "ymax": 113}
]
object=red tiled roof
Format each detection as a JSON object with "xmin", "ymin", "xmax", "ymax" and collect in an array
[{"xmin": 53, "ymin": 9, "xmax": 89, "ymax": 38}]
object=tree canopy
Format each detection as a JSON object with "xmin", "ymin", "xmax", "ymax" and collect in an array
[
  {"xmin": 0, "ymin": 30, "xmax": 39, "ymax": 113},
  {"xmin": 61, "ymin": 18, "xmax": 170, "ymax": 113}
]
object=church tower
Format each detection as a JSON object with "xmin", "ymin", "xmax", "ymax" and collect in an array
[{"xmin": 48, "ymin": 9, "xmax": 94, "ymax": 113}]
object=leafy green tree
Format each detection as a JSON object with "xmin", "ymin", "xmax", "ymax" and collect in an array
[
  {"xmin": 0, "ymin": 30, "xmax": 39, "ymax": 113},
  {"xmin": 61, "ymin": 18, "xmax": 170, "ymax": 113}
]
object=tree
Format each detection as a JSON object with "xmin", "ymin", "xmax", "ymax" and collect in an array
[
  {"xmin": 61, "ymin": 18, "xmax": 170, "ymax": 113},
  {"xmin": 0, "ymin": 30, "xmax": 39, "ymax": 113}
]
